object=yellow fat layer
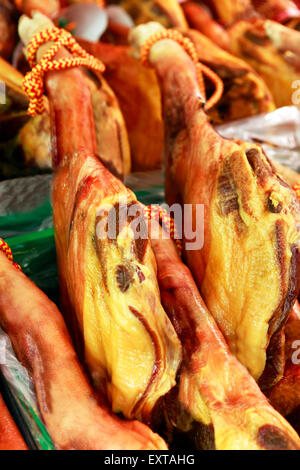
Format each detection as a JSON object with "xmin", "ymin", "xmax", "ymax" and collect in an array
[
  {"xmin": 83, "ymin": 197, "xmax": 181, "ymax": 419},
  {"xmin": 202, "ymin": 146, "xmax": 298, "ymax": 380}
]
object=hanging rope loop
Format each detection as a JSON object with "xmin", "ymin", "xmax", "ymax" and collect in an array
[
  {"xmin": 23, "ymin": 27, "xmax": 106, "ymax": 116},
  {"xmin": 293, "ymin": 184, "xmax": 300, "ymax": 199},
  {"xmin": 0, "ymin": 239, "xmax": 22, "ymax": 271},
  {"xmin": 144, "ymin": 205, "xmax": 183, "ymax": 256},
  {"xmin": 140, "ymin": 29, "xmax": 224, "ymax": 111}
]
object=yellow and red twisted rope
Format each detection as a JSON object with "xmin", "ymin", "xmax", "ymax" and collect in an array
[
  {"xmin": 23, "ymin": 27, "xmax": 105, "ymax": 116},
  {"xmin": 144, "ymin": 205, "xmax": 182, "ymax": 256},
  {"xmin": 0, "ymin": 239, "xmax": 22, "ymax": 271},
  {"xmin": 293, "ymin": 184, "xmax": 300, "ymax": 199},
  {"xmin": 140, "ymin": 29, "xmax": 224, "ymax": 111},
  {"xmin": 14, "ymin": 0, "xmax": 106, "ymax": 10}
]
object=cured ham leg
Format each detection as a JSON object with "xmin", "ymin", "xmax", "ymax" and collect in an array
[
  {"xmin": 114, "ymin": 0, "xmax": 188, "ymax": 28},
  {"xmin": 149, "ymin": 225, "xmax": 300, "ymax": 450},
  {"xmin": 251, "ymin": 0, "xmax": 300, "ymax": 23},
  {"xmin": 0, "ymin": 392, "xmax": 27, "ymax": 450},
  {"xmin": 206, "ymin": 0, "xmax": 300, "ymax": 24},
  {"xmin": 0, "ymin": 0, "xmax": 17, "ymax": 59},
  {"xmin": 181, "ymin": 2, "xmax": 230, "ymax": 50},
  {"xmin": 266, "ymin": 301, "xmax": 300, "ymax": 418},
  {"xmin": 205, "ymin": 0, "xmax": 257, "ymax": 24},
  {"xmin": 130, "ymin": 22, "xmax": 300, "ymax": 389},
  {"xmin": 19, "ymin": 13, "xmax": 181, "ymax": 423},
  {"xmin": 4, "ymin": 62, "xmax": 131, "ymax": 177},
  {"xmin": 179, "ymin": 28, "xmax": 275, "ymax": 124},
  {"xmin": 228, "ymin": 19, "xmax": 300, "ymax": 107},
  {"xmin": 78, "ymin": 39, "xmax": 164, "ymax": 171},
  {"xmin": 0, "ymin": 251, "xmax": 167, "ymax": 449}
]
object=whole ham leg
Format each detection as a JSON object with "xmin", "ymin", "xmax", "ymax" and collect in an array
[
  {"xmin": 205, "ymin": 0, "xmax": 257, "ymax": 24},
  {"xmin": 179, "ymin": 28, "xmax": 275, "ymax": 124},
  {"xmin": 115, "ymin": 0, "xmax": 188, "ymax": 28},
  {"xmin": 181, "ymin": 1, "xmax": 231, "ymax": 50},
  {"xmin": 228, "ymin": 18, "xmax": 300, "ymax": 107},
  {"xmin": 251, "ymin": 0, "xmax": 300, "ymax": 23},
  {"xmin": 150, "ymin": 225, "xmax": 300, "ymax": 450},
  {"xmin": 130, "ymin": 22, "xmax": 300, "ymax": 389},
  {"xmin": 0, "ymin": 251, "xmax": 167, "ymax": 449},
  {"xmin": 77, "ymin": 39, "xmax": 164, "ymax": 171},
  {"xmin": 19, "ymin": 13, "xmax": 181, "ymax": 423}
]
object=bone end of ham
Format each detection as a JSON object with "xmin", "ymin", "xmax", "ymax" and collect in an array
[
  {"xmin": 19, "ymin": 12, "xmax": 53, "ymax": 49},
  {"xmin": 129, "ymin": 22, "xmax": 165, "ymax": 59}
]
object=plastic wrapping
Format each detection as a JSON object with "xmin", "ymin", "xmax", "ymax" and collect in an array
[
  {"xmin": 217, "ymin": 106, "xmax": 300, "ymax": 172},
  {"xmin": 0, "ymin": 174, "xmax": 53, "ymax": 238},
  {"xmin": 0, "ymin": 328, "xmax": 54, "ymax": 450}
]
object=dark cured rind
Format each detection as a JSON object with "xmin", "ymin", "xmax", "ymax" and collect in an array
[
  {"xmin": 245, "ymin": 148, "xmax": 274, "ymax": 185},
  {"xmin": 116, "ymin": 265, "xmax": 134, "ymax": 293},
  {"xmin": 129, "ymin": 306, "xmax": 162, "ymax": 421},
  {"xmin": 69, "ymin": 175, "xmax": 99, "ymax": 240},
  {"xmin": 98, "ymin": 200, "xmax": 149, "ymax": 264},
  {"xmin": 191, "ymin": 422, "xmax": 216, "ymax": 451},
  {"xmin": 259, "ymin": 329, "xmax": 286, "ymax": 391},
  {"xmin": 218, "ymin": 161, "xmax": 240, "ymax": 216},
  {"xmin": 257, "ymin": 424, "xmax": 300, "ymax": 450},
  {"xmin": 260, "ymin": 242, "xmax": 300, "ymax": 389}
]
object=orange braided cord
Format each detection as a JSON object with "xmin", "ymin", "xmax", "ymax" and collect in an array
[
  {"xmin": 140, "ymin": 29, "xmax": 223, "ymax": 111},
  {"xmin": 293, "ymin": 184, "xmax": 300, "ymax": 199},
  {"xmin": 144, "ymin": 205, "xmax": 182, "ymax": 256},
  {"xmin": 0, "ymin": 239, "xmax": 22, "ymax": 271},
  {"xmin": 23, "ymin": 27, "xmax": 105, "ymax": 116}
]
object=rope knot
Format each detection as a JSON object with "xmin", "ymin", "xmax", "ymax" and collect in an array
[
  {"xmin": 0, "ymin": 239, "xmax": 22, "ymax": 271},
  {"xmin": 144, "ymin": 205, "xmax": 182, "ymax": 256},
  {"xmin": 293, "ymin": 184, "xmax": 300, "ymax": 199},
  {"xmin": 23, "ymin": 27, "xmax": 105, "ymax": 116}
]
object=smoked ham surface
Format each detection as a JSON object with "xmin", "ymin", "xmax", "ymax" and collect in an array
[
  {"xmin": 251, "ymin": 0, "xmax": 300, "ymax": 22},
  {"xmin": 78, "ymin": 40, "xmax": 164, "ymax": 171},
  {"xmin": 266, "ymin": 301, "xmax": 300, "ymax": 417},
  {"xmin": 19, "ymin": 12, "xmax": 181, "ymax": 423},
  {"xmin": 179, "ymin": 28, "xmax": 275, "ymax": 124},
  {"xmin": 0, "ymin": 251, "xmax": 167, "ymax": 450},
  {"xmin": 111, "ymin": 0, "xmax": 188, "ymax": 28},
  {"xmin": 204, "ymin": 0, "xmax": 257, "ymax": 24},
  {"xmin": 0, "ymin": 392, "xmax": 27, "ymax": 450},
  {"xmin": 130, "ymin": 22, "xmax": 300, "ymax": 388},
  {"xmin": 149, "ymin": 225, "xmax": 300, "ymax": 450},
  {"xmin": 181, "ymin": 2, "xmax": 231, "ymax": 50},
  {"xmin": 17, "ymin": 68, "xmax": 131, "ymax": 177},
  {"xmin": 228, "ymin": 19, "xmax": 300, "ymax": 107}
]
